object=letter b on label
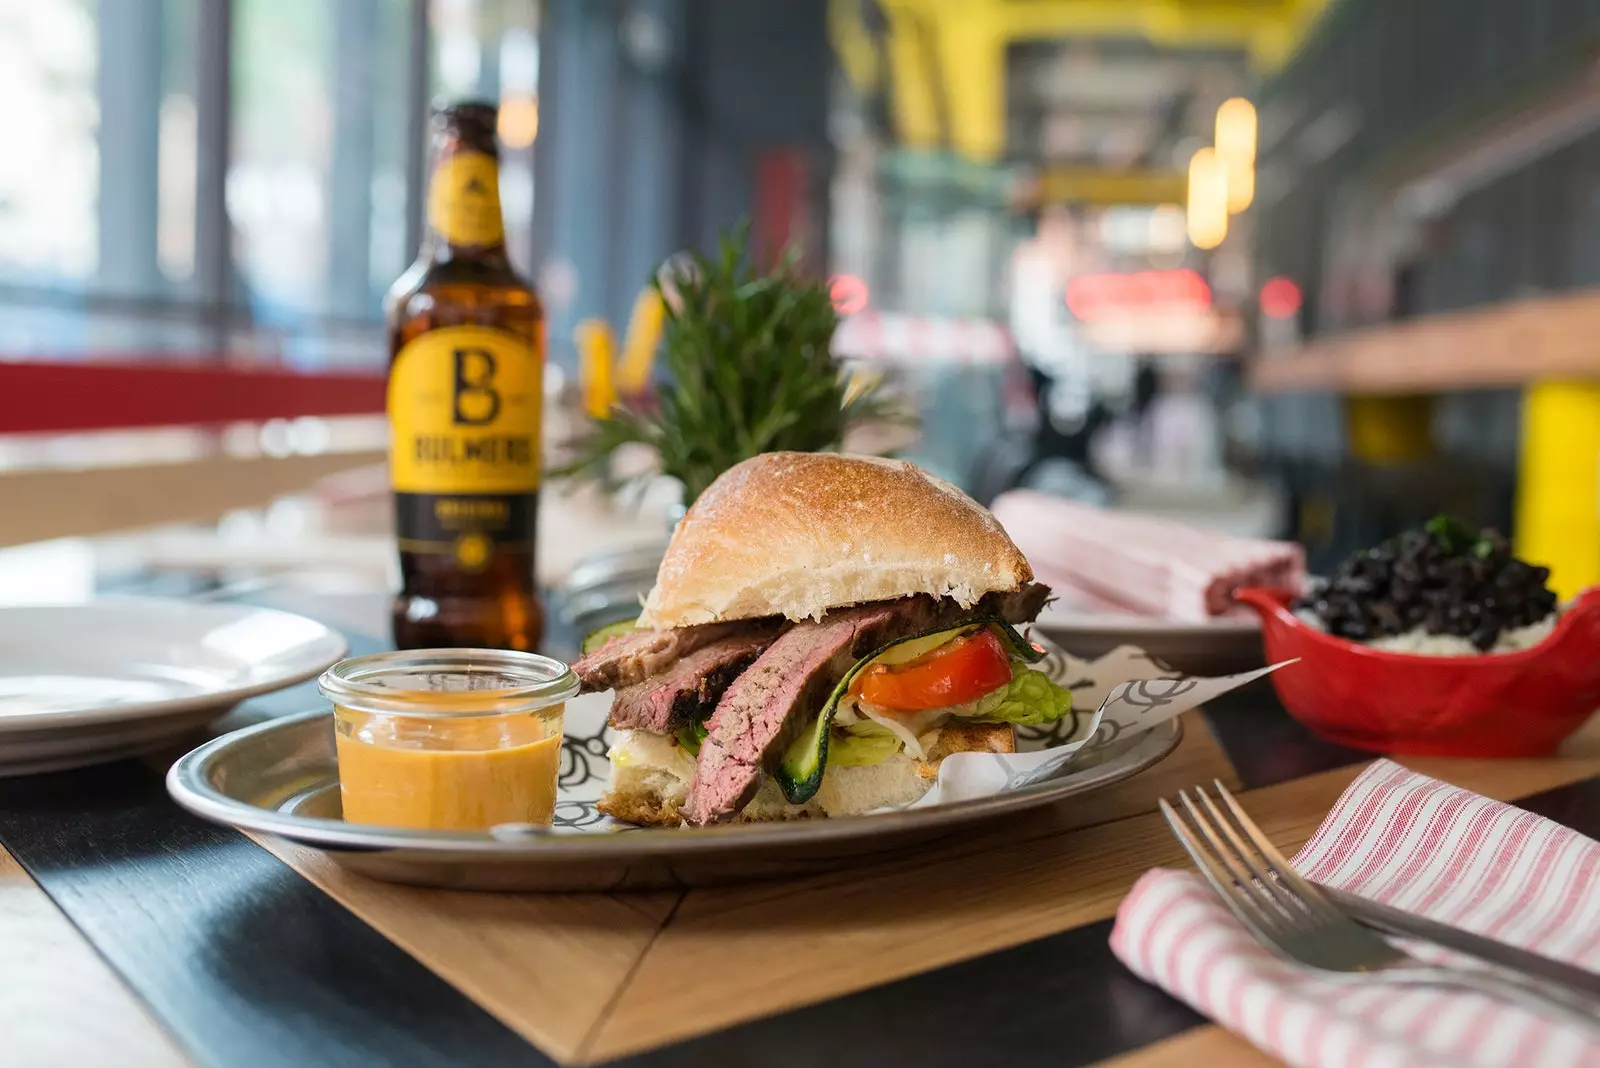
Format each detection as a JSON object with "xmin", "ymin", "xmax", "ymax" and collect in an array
[
  {"xmin": 453, "ymin": 347, "xmax": 501, "ymax": 425},
  {"xmin": 389, "ymin": 326, "xmax": 539, "ymax": 494}
]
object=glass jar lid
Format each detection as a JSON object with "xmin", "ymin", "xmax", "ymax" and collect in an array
[{"xmin": 318, "ymin": 648, "xmax": 578, "ymax": 717}]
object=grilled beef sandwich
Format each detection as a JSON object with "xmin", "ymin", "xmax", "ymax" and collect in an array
[{"xmin": 573, "ymin": 452, "xmax": 1068, "ymax": 826}]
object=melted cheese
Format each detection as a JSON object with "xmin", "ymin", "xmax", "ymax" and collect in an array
[{"xmin": 608, "ymin": 729, "xmax": 698, "ymax": 782}]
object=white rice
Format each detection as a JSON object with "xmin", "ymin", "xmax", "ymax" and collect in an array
[{"xmin": 1296, "ymin": 610, "xmax": 1558, "ymax": 656}]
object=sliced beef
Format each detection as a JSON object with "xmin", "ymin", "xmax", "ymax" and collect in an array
[
  {"xmin": 682, "ymin": 598, "xmax": 941, "ymax": 825},
  {"xmin": 607, "ymin": 632, "xmax": 774, "ymax": 733},
  {"xmin": 574, "ymin": 629, "xmax": 675, "ymax": 692},
  {"xmin": 976, "ymin": 581, "xmax": 1052, "ymax": 626},
  {"xmin": 576, "ymin": 584, "xmax": 1046, "ymax": 694},
  {"xmin": 573, "ymin": 619, "xmax": 781, "ymax": 692}
]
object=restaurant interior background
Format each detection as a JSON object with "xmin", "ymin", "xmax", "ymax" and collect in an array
[{"xmin": 3, "ymin": 0, "xmax": 1600, "ymax": 617}]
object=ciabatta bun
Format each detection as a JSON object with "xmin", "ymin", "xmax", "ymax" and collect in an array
[
  {"xmin": 637, "ymin": 452, "xmax": 1032, "ymax": 629},
  {"xmin": 598, "ymin": 720, "xmax": 1015, "ymax": 826}
]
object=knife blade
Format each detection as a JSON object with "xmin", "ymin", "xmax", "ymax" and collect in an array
[{"xmin": 1322, "ymin": 883, "xmax": 1600, "ymax": 1001}]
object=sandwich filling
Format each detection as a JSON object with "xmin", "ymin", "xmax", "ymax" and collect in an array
[
  {"xmin": 822, "ymin": 624, "xmax": 1074, "ymax": 763},
  {"xmin": 575, "ymin": 583, "xmax": 1071, "ymax": 825}
]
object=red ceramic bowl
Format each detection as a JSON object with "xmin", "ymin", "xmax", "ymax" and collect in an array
[{"xmin": 1233, "ymin": 586, "xmax": 1600, "ymax": 758}]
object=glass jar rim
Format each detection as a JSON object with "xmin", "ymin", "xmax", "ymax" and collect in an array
[{"xmin": 318, "ymin": 648, "xmax": 578, "ymax": 717}]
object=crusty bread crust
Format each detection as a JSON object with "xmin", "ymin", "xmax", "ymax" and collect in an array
[
  {"xmin": 915, "ymin": 718, "xmax": 1016, "ymax": 779},
  {"xmin": 599, "ymin": 720, "xmax": 1015, "ymax": 825},
  {"xmin": 636, "ymin": 453, "xmax": 1033, "ymax": 629},
  {"xmin": 596, "ymin": 791, "xmax": 683, "ymax": 827}
]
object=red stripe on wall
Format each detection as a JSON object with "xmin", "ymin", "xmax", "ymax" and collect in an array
[
  {"xmin": 754, "ymin": 149, "xmax": 806, "ymax": 269},
  {"xmin": 0, "ymin": 362, "xmax": 386, "ymax": 434}
]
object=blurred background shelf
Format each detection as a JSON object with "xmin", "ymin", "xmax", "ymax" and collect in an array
[{"xmin": 1251, "ymin": 290, "xmax": 1600, "ymax": 395}]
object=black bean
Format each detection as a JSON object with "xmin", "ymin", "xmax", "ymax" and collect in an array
[{"xmin": 1306, "ymin": 520, "xmax": 1556, "ymax": 649}]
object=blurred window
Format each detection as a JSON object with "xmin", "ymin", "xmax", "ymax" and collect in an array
[
  {"xmin": 0, "ymin": 1, "xmax": 100, "ymax": 287},
  {"xmin": 158, "ymin": 2, "xmax": 201, "ymax": 290},
  {"xmin": 229, "ymin": 0, "xmax": 334, "ymax": 319},
  {"xmin": 430, "ymin": 0, "xmax": 541, "ymax": 276},
  {"xmin": 230, "ymin": 0, "xmax": 418, "ymax": 326},
  {"xmin": 0, "ymin": 0, "xmax": 203, "ymax": 303},
  {"xmin": 0, "ymin": 0, "xmax": 539, "ymax": 368}
]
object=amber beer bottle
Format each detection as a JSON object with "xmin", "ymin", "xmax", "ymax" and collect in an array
[{"xmin": 385, "ymin": 102, "xmax": 544, "ymax": 651}]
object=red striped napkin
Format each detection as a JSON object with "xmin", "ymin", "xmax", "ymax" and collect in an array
[{"xmin": 1110, "ymin": 761, "xmax": 1600, "ymax": 1068}]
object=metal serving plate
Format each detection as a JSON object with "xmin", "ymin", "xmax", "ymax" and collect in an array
[{"xmin": 168, "ymin": 709, "xmax": 1181, "ymax": 892}]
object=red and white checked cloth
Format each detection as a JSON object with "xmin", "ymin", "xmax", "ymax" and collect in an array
[{"xmin": 1111, "ymin": 760, "xmax": 1600, "ymax": 1068}]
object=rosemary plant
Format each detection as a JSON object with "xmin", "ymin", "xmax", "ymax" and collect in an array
[{"xmin": 556, "ymin": 225, "xmax": 909, "ymax": 506}]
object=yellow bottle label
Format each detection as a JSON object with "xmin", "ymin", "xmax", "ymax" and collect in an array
[
  {"xmin": 389, "ymin": 325, "xmax": 541, "ymax": 495},
  {"xmin": 427, "ymin": 152, "xmax": 505, "ymax": 247}
]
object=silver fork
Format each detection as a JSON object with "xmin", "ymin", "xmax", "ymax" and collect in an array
[{"xmin": 1159, "ymin": 780, "xmax": 1600, "ymax": 1032}]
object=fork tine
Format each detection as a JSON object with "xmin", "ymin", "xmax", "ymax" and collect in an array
[
  {"xmin": 1178, "ymin": 789, "xmax": 1300, "ymax": 929},
  {"xmin": 1193, "ymin": 786, "xmax": 1325, "ymax": 923},
  {"xmin": 1175, "ymin": 790, "xmax": 1258, "ymax": 891},
  {"xmin": 1159, "ymin": 798, "xmax": 1286, "ymax": 940},
  {"xmin": 1212, "ymin": 779, "xmax": 1346, "ymax": 921}
]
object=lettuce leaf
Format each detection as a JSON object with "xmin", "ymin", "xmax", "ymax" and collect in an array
[
  {"xmin": 962, "ymin": 667, "xmax": 1073, "ymax": 726},
  {"xmin": 826, "ymin": 666, "xmax": 1072, "ymax": 770},
  {"xmin": 827, "ymin": 719, "xmax": 904, "ymax": 767}
]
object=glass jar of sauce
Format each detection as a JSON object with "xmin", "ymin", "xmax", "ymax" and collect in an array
[{"xmin": 317, "ymin": 649, "xmax": 577, "ymax": 832}]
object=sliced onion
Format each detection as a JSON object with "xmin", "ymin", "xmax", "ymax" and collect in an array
[{"xmin": 855, "ymin": 699, "xmax": 950, "ymax": 760}]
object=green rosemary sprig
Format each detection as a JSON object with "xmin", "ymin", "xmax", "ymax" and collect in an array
[{"xmin": 555, "ymin": 224, "xmax": 912, "ymax": 505}]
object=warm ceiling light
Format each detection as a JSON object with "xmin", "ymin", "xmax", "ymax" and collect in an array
[
  {"xmin": 1064, "ymin": 268, "xmax": 1212, "ymax": 321},
  {"xmin": 829, "ymin": 273, "xmax": 870, "ymax": 317},
  {"xmin": 1215, "ymin": 97, "xmax": 1257, "ymax": 161},
  {"xmin": 1215, "ymin": 97, "xmax": 1257, "ymax": 213},
  {"xmin": 1226, "ymin": 161, "xmax": 1255, "ymax": 213},
  {"xmin": 1260, "ymin": 276, "xmax": 1302, "ymax": 319},
  {"xmin": 498, "ymin": 95, "xmax": 539, "ymax": 149},
  {"xmin": 1187, "ymin": 147, "xmax": 1229, "ymax": 250}
]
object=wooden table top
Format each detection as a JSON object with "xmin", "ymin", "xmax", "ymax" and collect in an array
[{"xmin": 2, "ymin": 580, "xmax": 1597, "ymax": 1068}]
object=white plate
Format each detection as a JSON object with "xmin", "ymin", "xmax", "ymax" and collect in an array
[{"xmin": 0, "ymin": 600, "xmax": 347, "ymax": 776}]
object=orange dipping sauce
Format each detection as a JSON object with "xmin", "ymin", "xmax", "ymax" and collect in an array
[
  {"xmin": 319, "ymin": 649, "xmax": 577, "ymax": 833},
  {"xmin": 334, "ymin": 704, "xmax": 565, "ymax": 830}
]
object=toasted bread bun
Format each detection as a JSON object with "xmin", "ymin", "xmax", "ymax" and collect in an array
[
  {"xmin": 637, "ymin": 453, "xmax": 1033, "ymax": 629},
  {"xmin": 597, "ymin": 720, "xmax": 1015, "ymax": 826}
]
